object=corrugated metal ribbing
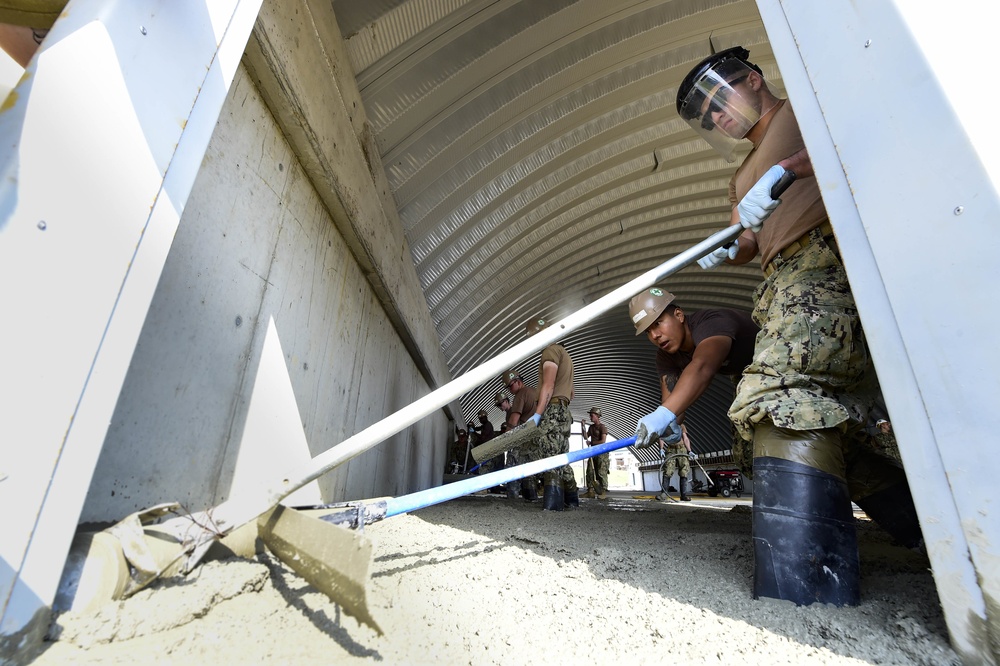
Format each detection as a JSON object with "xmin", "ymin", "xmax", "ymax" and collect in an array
[
  {"xmin": 382, "ymin": 0, "xmax": 747, "ymax": 200},
  {"xmin": 412, "ymin": 125, "xmax": 682, "ymax": 275},
  {"xmin": 421, "ymin": 167, "xmax": 732, "ymax": 317},
  {"xmin": 423, "ymin": 161, "xmax": 732, "ymax": 324},
  {"xmin": 333, "ymin": 0, "xmax": 775, "ymax": 468},
  {"xmin": 390, "ymin": 46, "xmax": 692, "ymax": 223},
  {"xmin": 361, "ymin": 0, "xmax": 578, "ymax": 138},
  {"xmin": 338, "ymin": 0, "xmax": 477, "ymax": 76},
  {"xmin": 401, "ymin": 89, "xmax": 683, "ymax": 249}
]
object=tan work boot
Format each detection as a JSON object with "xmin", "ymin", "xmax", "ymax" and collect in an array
[
  {"xmin": 581, "ymin": 489, "xmax": 596, "ymax": 499},
  {"xmin": 597, "ymin": 492, "xmax": 607, "ymax": 500}
]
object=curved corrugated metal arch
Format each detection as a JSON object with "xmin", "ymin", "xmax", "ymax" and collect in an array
[{"xmin": 333, "ymin": 0, "xmax": 774, "ymax": 450}]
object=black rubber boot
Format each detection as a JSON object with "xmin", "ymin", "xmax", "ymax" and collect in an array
[
  {"xmin": 855, "ymin": 481, "xmax": 924, "ymax": 549},
  {"xmin": 564, "ymin": 487, "xmax": 580, "ymax": 508},
  {"xmin": 522, "ymin": 481, "xmax": 538, "ymax": 502},
  {"xmin": 542, "ymin": 474, "xmax": 564, "ymax": 511},
  {"xmin": 680, "ymin": 477, "xmax": 691, "ymax": 501},
  {"xmin": 843, "ymin": 442, "xmax": 923, "ymax": 550},
  {"xmin": 506, "ymin": 478, "xmax": 521, "ymax": 500},
  {"xmin": 753, "ymin": 456, "xmax": 860, "ymax": 606}
]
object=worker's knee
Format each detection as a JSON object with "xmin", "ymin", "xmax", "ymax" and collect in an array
[
  {"xmin": 844, "ymin": 436, "xmax": 908, "ymax": 501},
  {"xmin": 753, "ymin": 421, "xmax": 845, "ymax": 480}
]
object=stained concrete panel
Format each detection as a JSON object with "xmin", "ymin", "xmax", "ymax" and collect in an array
[{"xmin": 82, "ymin": 65, "xmax": 449, "ymax": 522}]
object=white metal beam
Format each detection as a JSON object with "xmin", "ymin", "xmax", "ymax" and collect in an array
[
  {"xmin": 756, "ymin": 1, "xmax": 999, "ymax": 663},
  {"xmin": 0, "ymin": 0, "xmax": 262, "ymax": 657}
]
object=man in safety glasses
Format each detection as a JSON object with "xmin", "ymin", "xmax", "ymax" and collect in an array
[{"xmin": 638, "ymin": 46, "xmax": 923, "ymax": 607}]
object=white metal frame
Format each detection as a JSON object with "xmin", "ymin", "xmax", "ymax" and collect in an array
[
  {"xmin": 0, "ymin": 0, "xmax": 262, "ymax": 653},
  {"xmin": 757, "ymin": 1, "xmax": 999, "ymax": 663}
]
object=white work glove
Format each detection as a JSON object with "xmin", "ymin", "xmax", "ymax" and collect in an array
[
  {"xmin": 737, "ymin": 165, "xmax": 786, "ymax": 233},
  {"xmin": 529, "ymin": 413, "xmax": 541, "ymax": 427},
  {"xmin": 697, "ymin": 240, "xmax": 739, "ymax": 270},
  {"xmin": 634, "ymin": 406, "xmax": 680, "ymax": 448}
]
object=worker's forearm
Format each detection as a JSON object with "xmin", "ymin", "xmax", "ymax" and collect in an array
[
  {"xmin": 777, "ymin": 148, "xmax": 814, "ymax": 179},
  {"xmin": 663, "ymin": 360, "xmax": 716, "ymax": 416},
  {"xmin": 535, "ymin": 387, "xmax": 553, "ymax": 416}
]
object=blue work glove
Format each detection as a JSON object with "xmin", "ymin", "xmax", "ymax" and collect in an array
[
  {"xmin": 697, "ymin": 240, "xmax": 739, "ymax": 270},
  {"xmin": 529, "ymin": 413, "xmax": 541, "ymax": 427},
  {"xmin": 737, "ymin": 165, "xmax": 786, "ymax": 233},
  {"xmin": 662, "ymin": 420, "xmax": 682, "ymax": 446},
  {"xmin": 688, "ymin": 451, "xmax": 697, "ymax": 460},
  {"xmin": 634, "ymin": 406, "xmax": 678, "ymax": 448}
]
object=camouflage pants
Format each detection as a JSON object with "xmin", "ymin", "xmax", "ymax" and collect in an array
[
  {"xmin": 729, "ymin": 376, "xmax": 755, "ymax": 479},
  {"xmin": 537, "ymin": 401, "xmax": 578, "ymax": 492},
  {"xmin": 586, "ymin": 453, "xmax": 610, "ymax": 494},
  {"xmin": 661, "ymin": 445, "xmax": 690, "ymax": 488},
  {"xmin": 729, "ymin": 229, "xmax": 876, "ymax": 450},
  {"xmin": 447, "ymin": 442, "xmax": 466, "ymax": 472},
  {"xmin": 869, "ymin": 430, "xmax": 902, "ymax": 462}
]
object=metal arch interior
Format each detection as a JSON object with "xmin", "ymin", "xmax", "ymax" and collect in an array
[{"xmin": 332, "ymin": 0, "xmax": 776, "ymax": 453}]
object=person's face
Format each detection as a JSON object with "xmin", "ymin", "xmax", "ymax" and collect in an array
[
  {"xmin": 645, "ymin": 308, "xmax": 687, "ymax": 354},
  {"xmin": 499, "ymin": 399, "xmax": 510, "ymax": 411},
  {"xmin": 702, "ymin": 74, "xmax": 759, "ymax": 139},
  {"xmin": 589, "ymin": 411, "xmax": 600, "ymax": 423},
  {"xmin": 478, "ymin": 413, "xmax": 488, "ymax": 423},
  {"xmin": 507, "ymin": 377, "xmax": 523, "ymax": 394},
  {"xmin": 879, "ymin": 422, "xmax": 892, "ymax": 434}
]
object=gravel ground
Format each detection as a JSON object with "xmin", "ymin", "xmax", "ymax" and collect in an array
[{"xmin": 29, "ymin": 492, "xmax": 959, "ymax": 665}]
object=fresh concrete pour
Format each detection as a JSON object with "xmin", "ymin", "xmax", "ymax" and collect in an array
[{"xmin": 30, "ymin": 494, "xmax": 956, "ymax": 665}]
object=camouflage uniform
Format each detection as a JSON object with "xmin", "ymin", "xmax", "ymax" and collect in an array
[
  {"xmin": 729, "ymin": 231, "xmax": 877, "ymax": 445},
  {"xmin": 869, "ymin": 429, "xmax": 901, "ymax": 463},
  {"xmin": 660, "ymin": 441, "xmax": 690, "ymax": 488},
  {"xmin": 537, "ymin": 401, "xmax": 578, "ymax": 492},
  {"xmin": 729, "ymin": 376, "xmax": 754, "ymax": 479},
  {"xmin": 585, "ymin": 454, "xmax": 610, "ymax": 495},
  {"xmin": 585, "ymin": 420, "xmax": 610, "ymax": 495},
  {"xmin": 447, "ymin": 436, "xmax": 469, "ymax": 472}
]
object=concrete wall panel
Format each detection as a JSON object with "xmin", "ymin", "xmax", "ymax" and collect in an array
[{"xmin": 82, "ymin": 65, "xmax": 448, "ymax": 523}]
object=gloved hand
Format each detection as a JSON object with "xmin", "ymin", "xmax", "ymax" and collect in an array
[
  {"xmin": 688, "ymin": 451, "xmax": 697, "ymax": 460},
  {"xmin": 634, "ymin": 406, "xmax": 677, "ymax": 448},
  {"xmin": 529, "ymin": 413, "xmax": 541, "ymax": 427},
  {"xmin": 697, "ymin": 240, "xmax": 739, "ymax": 270},
  {"xmin": 662, "ymin": 420, "xmax": 683, "ymax": 445},
  {"xmin": 737, "ymin": 165, "xmax": 786, "ymax": 233}
]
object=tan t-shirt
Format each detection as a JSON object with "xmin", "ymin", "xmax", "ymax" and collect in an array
[
  {"xmin": 509, "ymin": 385, "xmax": 539, "ymax": 425},
  {"xmin": 539, "ymin": 344, "xmax": 573, "ymax": 402},
  {"xmin": 730, "ymin": 99, "xmax": 829, "ymax": 270},
  {"xmin": 586, "ymin": 422, "xmax": 608, "ymax": 445}
]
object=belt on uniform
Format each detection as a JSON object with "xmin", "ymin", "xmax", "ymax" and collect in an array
[
  {"xmin": 549, "ymin": 396, "xmax": 570, "ymax": 407},
  {"xmin": 763, "ymin": 220, "xmax": 837, "ymax": 278}
]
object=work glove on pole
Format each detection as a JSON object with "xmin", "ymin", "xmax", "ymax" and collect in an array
[
  {"xmin": 737, "ymin": 165, "xmax": 786, "ymax": 233},
  {"xmin": 698, "ymin": 240, "xmax": 739, "ymax": 270},
  {"xmin": 529, "ymin": 413, "xmax": 542, "ymax": 427},
  {"xmin": 688, "ymin": 451, "xmax": 697, "ymax": 460},
  {"xmin": 634, "ymin": 406, "xmax": 681, "ymax": 448}
]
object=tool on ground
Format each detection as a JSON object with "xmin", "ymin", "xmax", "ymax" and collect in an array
[
  {"xmin": 318, "ymin": 437, "xmax": 637, "ymax": 530},
  {"xmin": 151, "ymin": 176, "xmax": 796, "ymax": 625}
]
